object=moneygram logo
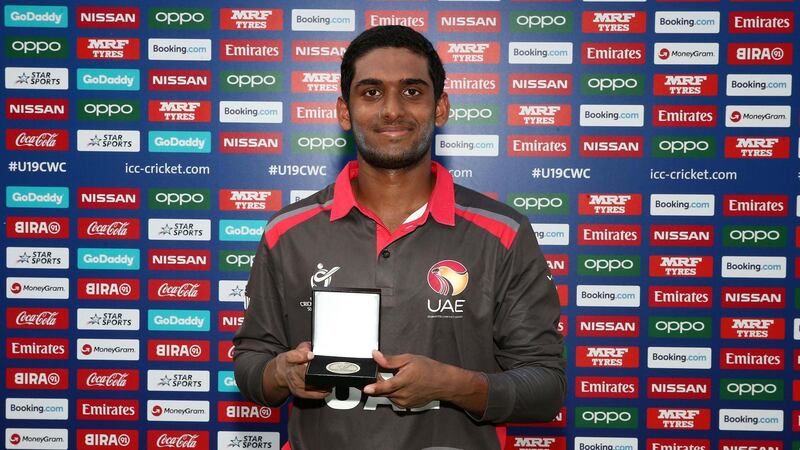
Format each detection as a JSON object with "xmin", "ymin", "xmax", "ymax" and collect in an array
[
  {"xmin": 508, "ymin": 135, "xmax": 570, "ymax": 157},
  {"xmin": 5, "ymin": 5, "xmax": 68, "ymax": 28},
  {"xmin": 578, "ymin": 255, "xmax": 640, "ymax": 276},
  {"xmin": 220, "ymin": 132, "xmax": 281, "ymax": 154},
  {"xmin": 576, "ymin": 407, "xmax": 638, "ymax": 428},
  {"xmin": 148, "ymin": 69, "xmax": 210, "ymax": 91},
  {"xmin": 725, "ymin": 136, "xmax": 789, "ymax": 159},
  {"xmin": 724, "ymin": 226, "xmax": 786, "ymax": 247},
  {"xmin": 654, "ymin": 74, "xmax": 718, "ymax": 96},
  {"xmin": 648, "ymin": 317, "xmax": 711, "ymax": 338},
  {"xmin": 508, "ymin": 194, "xmax": 568, "ymax": 215},
  {"xmin": 219, "ymin": 220, "xmax": 264, "ymax": 242},
  {"xmin": 725, "ymin": 105, "xmax": 791, "ymax": 128},
  {"xmin": 728, "ymin": 43, "xmax": 792, "ymax": 65},
  {"xmin": 221, "ymin": 8, "xmax": 283, "ymax": 30},
  {"xmin": 652, "ymin": 137, "xmax": 715, "ymax": 158},
  {"xmin": 575, "ymin": 285, "xmax": 640, "ymax": 308},
  {"xmin": 582, "ymin": 74, "xmax": 644, "ymax": 95},
  {"xmin": 149, "ymin": 8, "xmax": 210, "ymax": 29},
  {"xmin": 148, "ymin": 279, "xmax": 210, "ymax": 302},
  {"xmin": 511, "ymin": 12, "xmax": 573, "ymax": 33},
  {"xmin": 582, "ymin": 11, "xmax": 646, "ymax": 33},
  {"xmin": 148, "ymin": 310, "xmax": 210, "ymax": 332},
  {"xmin": 76, "ymin": 7, "xmax": 140, "ymax": 28},
  {"xmin": 220, "ymin": 250, "xmax": 256, "ymax": 271},
  {"xmin": 148, "ymin": 189, "xmax": 210, "ymax": 210},
  {"xmin": 77, "ymin": 338, "xmax": 139, "ymax": 361},
  {"xmin": 79, "ymin": 100, "xmax": 139, "ymax": 121},
  {"xmin": 655, "ymin": 43, "xmax": 719, "ymax": 65},
  {"xmin": 6, "ymin": 276, "xmax": 69, "ymax": 299},
  {"xmin": 78, "ymin": 278, "xmax": 139, "ymax": 300},
  {"xmin": 77, "ymin": 68, "xmax": 139, "ymax": 91},
  {"xmin": 437, "ymin": 11, "xmax": 500, "ymax": 33},
  {"xmin": 6, "ymin": 36, "xmax": 67, "ymax": 58},
  {"xmin": 720, "ymin": 379, "xmax": 784, "ymax": 401}
]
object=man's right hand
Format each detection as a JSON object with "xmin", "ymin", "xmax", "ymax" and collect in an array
[{"xmin": 264, "ymin": 341, "xmax": 330, "ymax": 402}]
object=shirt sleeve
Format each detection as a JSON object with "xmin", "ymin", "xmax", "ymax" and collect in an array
[
  {"xmin": 232, "ymin": 235, "xmax": 290, "ymax": 407},
  {"xmin": 480, "ymin": 220, "xmax": 566, "ymax": 423}
]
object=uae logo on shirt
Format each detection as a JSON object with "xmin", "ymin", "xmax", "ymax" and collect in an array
[{"xmin": 427, "ymin": 260, "xmax": 469, "ymax": 296}]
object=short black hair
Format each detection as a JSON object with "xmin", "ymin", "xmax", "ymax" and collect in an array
[{"xmin": 340, "ymin": 25, "xmax": 446, "ymax": 103}]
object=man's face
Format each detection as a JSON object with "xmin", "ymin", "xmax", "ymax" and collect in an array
[{"xmin": 337, "ymin": 47, "xmax": 449, "ymax": 170}]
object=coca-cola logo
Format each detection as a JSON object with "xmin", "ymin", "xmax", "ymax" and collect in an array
[
  {"xmin": 15, "ymin": 132, "xmax": 59, "ymax": 147},
  {"xmin": 156, "ymin": 434, "xmax": 199, "ymax": 448},
  {"xmin": 157, "ymin": 282, "xmax": 200, "ymax": 298},
  {"xmin": 86, "ymin": 220, "xmax": 130, "ymax": 236},
  {"xmin": 85, "ymin": 371, "xmax": 129, "ymax": 387},
  {"xmin": 15, "ymin": 310, "xmax": 59, "ymax": 326}
]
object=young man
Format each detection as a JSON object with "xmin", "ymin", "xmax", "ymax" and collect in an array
[{"xmin": 233, "ymin": 26, "xmax": 565, "ymax": 450}]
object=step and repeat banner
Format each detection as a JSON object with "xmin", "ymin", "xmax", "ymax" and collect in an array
[{"xmin": 2, "ymin": 0, "xmax": 799, "ymax": 449}]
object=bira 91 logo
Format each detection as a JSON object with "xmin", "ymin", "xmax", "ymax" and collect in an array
[
  {"xmin": 148, "ymin": 101, "xmax": 211, "ymax": 122},
  {"xmin": 149, "ymin": 280, "xmax": 210, "ymax": 302},
  {"xmin": 508, "ymin": 104, "xmax": 571, "ymax": 126},
  {"xmin": 148, "ymin": 250, "xmax": 210, "ymax": 271},
  {"xmin": 76, "ymin": 369, "xmax": 139, "ymax": 391},
  {"xmin": 77, "ymin": 38, "xmax": 140, "ymax": 60},
  {"xmin": 506, "ymin": 436, "xmax": 565, "ymax": 450},
  {"xmin": 653, "ymin": 74, "xmax": 718, "ymax": 96},
  {"xmin": 647, "ymin": 408, "xmax": 711, "ymax": 430},
  {"xmin": 508, "ymin": 74, "xmax": 572, "ymax": 96},
  {"xmin": 147, "ymin": 431, "xmax": 209, "ymax": 449},
  {"xmin": 6, "ymin": 128, "xmax": 68, "ymax": 151},
  {"xmin": 6, "ymin": 368, "xmax": 68, "ymax": 390},
  {"xmin": 648, "ymin": 377, "xmax": 711, "ymax": 399},
  {"xmin": 507, "ymin": 135, "xmax": 570, "ymax": 157},
  {"xmin": 721, "ymin": 318, "xmax": 785, "ymax": 340},
  {"xmin": 77, "ymin": 7, "xmax": 140, "ymax": 28},
  {"xmin": 579, "ymin": 136, "xmax": 643, "ymax": 158},
  {"xmin": 437, "ymin": 11, "xmax": 500, "ymax": 33},
  {"xmin": 221, "ymin": 8, "xmax": 283, "ymax": 30},
  {"xmin": 7, "ymin": 337, "xmax": 68, "ymax": 359},
  {"xmin": 148, "ymin": 340, "xmax": 209, "ymax": 362},
  {"xmin": 6, "ymin": 98, "xmax": 68, "ymax": 120},
  {"xmin": 7, "ymin": 307, "xmax": 68, "ymax": 330},
  {"xmin": 365, "ymin": 10, "xmax": 428, "ymax": 32},
  {"xmin": 649, "ymin": 286, "xmax": 712, "ymax": 308},
  {"xmin": 220, "ymin": 132, "xmax": 281, "ymax": 153},
  {"xmin": 148, "ymin": 70, "xmax": 210, "ymax": 92},
  {"xmin": 649, "ymin": 225, "xmax": 714, "ymax": 247},
  {"xmin": 218, "ymin": 401, "xmax": 279, "ymax": 423},
  {"xmin": 292, "ymin": 40, "xmax": 348, "ymax": 62},
  {"xmin": 576, "ymin": 316, "xmax": 639, "ymax": 337},
  {"xmin": 219, "ymin": 189, "xmax": 281, "ymax": 211},
  {"xmin": 728, "ymin": 43, "xmax": 792, "ymax": 65},
  {"xmin": 438, "ymin": 41, "xmax": 499, "ymax": 64},
  {"xmin": 578, "ymin": 224, "xmax": 641, "ymax": 246},
  {"xmin": 721, "ymin": 287, "xmax": 785, "ymax": 309},
  {"xmin": 724, "ymin": 136, "xmax": 789, "ymax": 159},
  {"xmin": 575, "ymin": 376, "xmax": 638, "ymax": 398},
  {"xmin": 724, "ymin": 195, "xmax": 787, "ymax": 216},
  {"xmin": 653, "ymin": 105, "xmax": 717, "ymax": 127},
  {"xmin": 582, "ymin": 11, "xmax": 646, "ymax": 33},
  {"xmin": 77, "ymin": 399, "xmax": 138, "ymax": 421},
  {"xmin": 578, "ymin": 193, "xmax": 642, "ymax": 215},
  {"xmin": 721, "ymin": 348, "xmax": 784, "ymax": 370},
  {"xmin": 76, "ymin": 429, "xmax": 137, "ymax": 450},
  {"xmin": 576, "ymin": 346, "xmax": 639, "ymax": 368},
  {"xmin": 77, "ymin": 218, "xmax": 140, "ymax": 240},
  {"xmin": 582, "ymin": 43, "xmax": 645, "ymax": 64},
  {"xmin": 729, "ymin": 12, "xmax": 794, "ymax": 33},
  {"xmin": 78, "ymin": 278, "xmax": 139, "ymax": 300},
  {"xmin": 78, "ymin": 188, "xmax": 140, "ymax": 209},
  {"xmin": 6, "ymin": 216, "xmax": 69, "ymax": 239},
  {"xmin": 291, "ymin": 71, "xmax": 340, "ymax": 94},
  {"xmin": 650, "ymin": 256, "xmax": 713, "ymax": 277}
]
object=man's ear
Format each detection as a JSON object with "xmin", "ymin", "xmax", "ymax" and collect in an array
[
  {"xmin": 336, "ymin": 97, "xmax": 352, "ymax": 131},
  {"xmin": 434, "ymin": 92, "xmax": 450, "ymax": 127}
]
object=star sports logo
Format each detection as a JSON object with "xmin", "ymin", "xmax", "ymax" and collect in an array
[{"xmin": 427, "ymin": 260, "xmax": 469, "ymax": 296}]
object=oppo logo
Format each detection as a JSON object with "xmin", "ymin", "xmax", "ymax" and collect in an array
[
  {"xmin": 297, "ymin": 137, "xmax": 347, "ymax": 150},
  {"xmin": 449, "ymin": 107, "xmax": 493, "ymax": 121},
  {"xmin": 11, "ymin": 40, "xmax": 62, "ymax": 54},
  {"xmin": 516, "ymin": 15, "xmax": 568, "ymax": 29},
  {"xmin": 83, "ymin": 103, "xmax": 133, "ymax": 117},
  {"xmin": 728, "ymin": 229, "xmax": 780, "ymax": 243},
  {"xmin": 587, "ymin": 77, "xmax": 639, "ymax": 92},
  {"xmin": 725, "ymin": 381, "xmax": 777, "ymax": 396},
  {"xmin": 654, "ymin": 320, "xmax": 706, "ymax": 334},
  {"xmin": 658, "ymin": 139, "xmax": 709, "ymax": 154},
  {"xmin": 584, "ymin": 259, "xmax": 634, "ymax": 271},
  {"xmin": 225, "ymin": 254, "xmax": 254, "ymax": 268},
  {"xmin": 226, "ymin": 74, "xmax": 277, "ymax": 88},
  {"xmin": 512, "ymin": 196, "xmax": 564, "ymax": 210},
  {"xmin": 155, "ymin": 192, "xmax": 204, "ymax": 205},
  {"xmin": 154, "ymin": 11, "xmax": 206, "ymax": 25},
  {"xmin": 581, "ymin": 410, "xmax": 632, "ymax": 423}
]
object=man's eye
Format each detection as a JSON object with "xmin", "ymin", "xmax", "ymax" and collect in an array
[
  {"xmin": 364, "ymin": 89, "xmax": 381, "ymax": 97},
  {"xmin": 403, "ymin": 88, "xmax": 421, "ymax": 96}
]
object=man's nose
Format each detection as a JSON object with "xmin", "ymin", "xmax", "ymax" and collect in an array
[{"xmin": 381, "ymin": 91, "xmax": 405, "ymax": 121}]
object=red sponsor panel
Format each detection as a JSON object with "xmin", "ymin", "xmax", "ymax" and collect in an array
[
  {"xmin": 795, "ymin": 349, "xmax": 800, "ymax": 370},
  {"xmin": 582, "ymin": 11, "xmax": 646, "ymax": 33},
  {"xmin": 77, "ymin": 37, "xmax": 140, "ymax": 60},
  {"xmin": 220, "ymin": 131, "xmax": 282, "ymax": 154},
  {"xmin": 729, "ymin": 12, "xmax": 794, "ymax": 33},
  {"xmin": 578, "ymin": 193, "xmax": 642, "ymax": 215},
  {"xmin": 220, "ymin": 39, "xmax": 282, "ymax": 62},
  {"xmin": 77, "ymin": 399, "xmax": 139, "ymax": 421},
  {"xmin": 6, "ymin": 128, "xmax": 68, "ymax": 151},
  {"xmin": 794, "ymin": 380, "xmax": 800, "ymax": 401},
  {"xmin": 6, "ymin": 98, "xmax": 69, "ymax": 120},
  {"xmin": 508, "ymin": 104, "xmax": 571, "ymax": 126},
  {"xmin": 365, "ymin": 10, "xmax": 428, "ymax": 32},
  {"xmin": 147, "ymin": 431, "xmax": 209, "ymax": 449},
  {"xmin": 723, "ymin": 195, "xmax": 788, "ymax": 217},
  {"xmin": 438, "ymin": 41, "xmax": 500, "ymax": 64},
  {"xmin": 148, "ymin": 70, "xmax": 210, "ymax": 92},
  {"xmin": 508, "ymin": 408, "xmax": 567, "ymax": 429},
  {"xmin": 796, "ymin": 410, "xmax": 800, "ymax": 432},
  {"xmin": 649, "ymin": 286, "xmax": 713, "ymax": 308},
  {"xmin": 578, "ymin": 224, "xmax": 641, "ymax": 246},
  {"xmin": 507, "ymin": 135, "xmax": 570, "ymax": 157},
  {"xmin": 77, "ymin": 7, "xmax": 140, "ymax": 28},
  {"xmin": 219, "ymin": 311, "xmax": 244, "ymax": 333},
  {"xmin": 77, "ymin": 429, "xmax": 138, "ymax": 450},
  {"xmin": 724, "ymin": 136, "xmax": 790, "ymax": 159},
  {"xmin": 6, "ymin": 368, "xmax": 68, "ymax": 390},
  {"xmin": 556, "ymin": 284, "xmax": 568, "ymax": 306},
  {"xmin": 575, "ymin": 346, "xmax": 639, "ymax": 368},
  {"xmin": 291, "ymin": 40, "xmax": 348, "ymax": 62},
  {"xmin": 582, "ymin": 42, "xmax": 645, "ymax": 64},
  {"xmin": 576, "ymin": 316, "xmax": 639, "ymax": 337},
  {"xmin": 721, "ymin": 287, "xmax": 785, "ymax": 309},
  {"xmin": 437, "ymin": 11, "xmax": 501, "ymax": 33},
  {"xmin": 653, "ymin": 74, "xmax": 718, "ymax": 96},
  {"xmin": 219, "ymin": 341, "xmax": 235, "ymax": 362},
  {"xmin": 78, "ymin": 278, "xmax": 140, "ymax": 301},
  {"xmin": 292, "ymin": 102, "xmax": 337, "ymax": 124},
  {"xmin": 720, "ymin": 348, "xmax": 784, "ymax": 370},
  {"xmin": 218, "ymin": 401, "xmax": 280, "ymax": 423},
  {"xmin": 7, "ymin": 337, "xmax": 68, "ymax": 359},
  {"xmin": 508, "ymin": 73, "xmax": 572, "ymax": 96},
  {"xmin": 544, "ymin": 254, "xmax": 568, "ymax": 276},
  {"xmin": 445, "ymin": 73, "xmax": 500, "ymax": 94},
  {"xmin": 558, "ymin": 316, "xmax": 568, "ymax": 336},
  {"xmin": 506, "ymin": 436, "xmax": 566, "ymax": 450},
  {"xmin": 77, "ymin": 187, "xmax": 140, "ymax": 209},
  {"xmin": 649, "ymin": 439, "xmax": 709, "ymax": 450},
  {"xmin": 647, "ymin": 408, "xmax": 711, "ymax": 430},
  {"xmin": 579, "ymin": 136, "xmax": 643, "ymax": 158},
  {"xmin": 649, "ymin": 255, "xmax": 714, "ymax": 277},
  {"xmin": 76, "ymin": 369, "xmax": 139, "ymax": 391},
  {"xmin": 649, "ymin": 225, "xmax": 714, "ymax": 247},
  {"xmin": 6, "ymin": 216, "xmax": 69, "ymax": 239},
  {"xmin": 719, "ymin": 440, "xmax": 783, "ymax": 450},
  {"xmin": 77, "ymin": 218, "xmax": 140, "ymax": 240},
  {"xmin": 148, "ymin": 100, "xmax": 211, "ymax": 123},
  {"xmin": 148, "ymin": 340, "xmax": 210, "ymax": 362},
  {"xmin": 575, "ymin": 376, "xmax": 639, "ymax": 398},
  {"xmin": 220, "ymin": 8, "xmax": 283, "ymax": 31},
  {"xmin": 7, "ymin": 308, "xmax": 68, "ymax": 330},
  {"xmin": 647, "ymin": 377, "xmax": 712, "ymax": 399},
  {"xmin": 219, "ymin": 189, "xmax": 281, "ymax": 211},
  {"xmin": 728, "ymin": 43, "xmax": 793, "ymax": 65},
  {"xmin": 291, "ymin": 71, "xmax": 340, "ymax": 94},
  {"xmin": 148, "ymin": 279, "xmax": 211, "ymax": 302},
  {"xmin": 148, "ymin": 249, "xmax": 211, "ymax": 271},
  {"xmin": 653, "ymin": 105, "xmax": 717, "ymax": 127},
  {"xmin": 720, "ymin": 317, "xmax": 785, "ymax": 340}
]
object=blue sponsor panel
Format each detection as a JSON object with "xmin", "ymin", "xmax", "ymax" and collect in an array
[
  {"xmin": 4, "ymin": 5, "xmax": 68, "ymax": 28},
  {"xmin": 217, "ymin": 371, "xmax": 239, "ymax": 392},
  {"xmin": 77, "ymin": 248, "xmax": 140, "ymax": 270},
  {"xmin": 148, "ymin": 309, "xmax": 211, "ymax": 331},
  {"xmin": 148, "ymin": 131, "xmax": 211, "ymax": 153},
  {"xmin": 77, "ymin": 68, "xmax": 140, "ymax": 91},
  {"xmin": 6, "ymin": 186, "xmax": 69, "ymax": 208},
  {"xmin": 219, "ymin": 220, "xmax": 265, "ymax": 241}
]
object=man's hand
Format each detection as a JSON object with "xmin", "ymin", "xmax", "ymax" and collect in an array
[{"xmin": 263, "ymin": 342, "xmax": 330, "ymax": 402}]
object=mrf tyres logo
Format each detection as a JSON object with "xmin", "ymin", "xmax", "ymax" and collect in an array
[
  {"xmin": 649, "ymin": 256, "xmax": 713, "ymax": 277},
  {"xmin": 647, "ymin": 408, "xmax": 710, "ymax": 430},
  {"xmin": 426, "ymin": 260, "xmax": 469, "ymax": 319}
]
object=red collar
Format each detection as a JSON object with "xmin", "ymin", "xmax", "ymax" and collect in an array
[{"xmin": 330, "ymin": 160, "xmax": 455, "ymax": 226}]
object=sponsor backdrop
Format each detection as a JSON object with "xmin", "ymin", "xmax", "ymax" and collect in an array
[{"xmin": 1, "ymin": 0, "xmax": 799, "ymax": 449}]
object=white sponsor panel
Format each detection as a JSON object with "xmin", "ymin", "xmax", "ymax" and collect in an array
[
  {"xmin": 147, "ymin": 400, "xmax": 210, "ymax": 422},
  {"xmin": 5, "ymin": 428, "xmax": 68, "ymax": 449},
  {"xmin": 719, "ymin": 409, "xmax": 783, "ymax": 432},
  {"xmin": 576, "ymin": 285, "xmax": 640, "ymax": 307},
  {"xmin": 148, "ymin": 219, "xmax": 211, "ymax": 241},
  {"xmin": 648, "ymin": 346, "xmax": 712, "ymax": 369},
  {"xmin": 219, "ymin": 101, "xmax": 283, "ymax": 124},
  {"xmin": 218, "ymin": 432, "xmax": 280, "ymax": 450},
  {"xmin": 219, "ymin": 280, "xmax": 248, "ymax": 303},
  {"xmin": 77, "ymin": 308, "xmax": 140, "ymax": 331},
  {"xmin": 147, "ymin": 370, "xmax": 210, "ymax": 392},
  {"xmin": 794, "ymin": 318, "xmax": 800, "ymax": 340},
  {"xmin": 654, "ymin": 42, "xmax": 719, "ymax": 65},
  {"xmin": 148, "ymin": 38, "xmax": 212, "ymax": 61},
  {"xmin": 726, "ymin": 74, "xmax": 792, "ymax": 97},
  {"xmin": 654, "ymin": 11, "xmax": 720, "ymax": 34},
  {"xmin": 575, "ymin": 438, "xmax": 638, "ymax": 450},
  {"xmin": 508, "ymin": 42, "xmax": 573, "ymax": 64},
  {"xmin": 5, "ymin": 398, "xmax": 68, "ymax": 420},
  {"xmin": 77, "ymin": 130, "xmax": 141, "ymax": 152},
  {"xmin": 531, "ymin": 223, "xmax": 570, "ymax": 246},
  {"xmin": 580, "ymin": 104, "xmax": 644, "ymax": 127},
  {"xmin": 434, "ymin": 135, "xmax": 499, "ymax": 157},
  {"xmin": 721, "ymin": 256, "xmax": 786, "ymax": 279},
  {"xmin": 5, "ymin": 67, "xmax": 69, "ymax": 90},
  {"xmin": 6, "ymin": 247, "xmax": 69, "ymax": 269},
  {"xmin": 76, "ymin": 338, "xmax": 139, "ymax": 361},
  {"xmin": 291, "ymin": 9, "xmax": 355, "ymax": 31},
  {"xmin": 289, "ymin": 190, "xmax": 318, "ymax": 203},
  {"xmin": 650, "ymin": 194, "xmax": 715, "ymax": 216},
  {"xmin": 725, "ymin": 105, "xmax": 791, "ymax": 128},
  {"xmin": 6, "ymin": 277, "xmax": 69, "ymax": 299}
]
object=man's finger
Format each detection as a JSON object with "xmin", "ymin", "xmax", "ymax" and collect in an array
[
  {"xmin": 372, "ymin": 350, "xmax": 409, "ymax": 369},
  {"xmin": 284, "ymin": 349, "xmax": 312, "ymax": 364}
]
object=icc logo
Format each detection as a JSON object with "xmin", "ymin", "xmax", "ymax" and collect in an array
[
  {"xmin": 427, "ymin": 260, "xmax": 469, "ymax": 296},
  {"xmin": 311, "ymin": 263, "xmax": 340, "ymax": 288}
]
